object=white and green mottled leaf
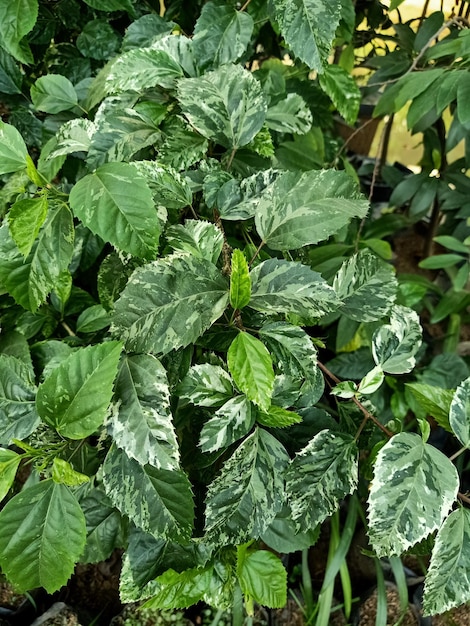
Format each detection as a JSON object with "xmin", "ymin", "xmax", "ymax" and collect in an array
[
  {"xmin": 273, "ymin": 0, "xmax": 342, "ymax": 71},
  {"xmin": 79, "ymin": 488, "xmax": 124, "ymax": 564},
  {"xmin": 333, "ymin": 250, "xmax": 397, "ymax": 322},
  {"xmin": 177, "ymin": 364, "xmax": 233, "ymax": 408},
  {"xmin": 177, "ymin": 64, "xmax": 268, "ymax": 149},
  {"xmin": 372, "ymin": 305, "xmax": 422, "ymax": 374},
  {"xmin": 193, "ymin": 1, "xmax": 254, "ymax": 70},
  {"xmin": 105, "ymin": 47, "xmax": 184, "ymax": 93},
  {"xmin": 199, "ymin": 395, "xmax": 256, "ymax": 453},
  {"xmin": 112, "ymin": 254, "xmax": 229, "ymax": 355},
  {"xmin": 255, "ymin": 169, "xmax": 368, "ymax": 250},
  {"xmin": 166, "ymin": 221, "xmax": 223, "ymax": 265},
  {"xmin": 8, "ymin": 195, "xmax": 48, "ymax": 257},
  {"xmin": 158, "ymin": 116, "xmax": 208, "ymax": 171},
  {"xmin": 36, "ymin": 342, "xmax": 122, "ymax": 439},
  {"xmin": 368, "ymin": 432, "xmax": 459, "ymax": 557},
  {"xmin": 237, "ymin": 548, "xmax": 286, "ymax": 608},
  {"xmin": 230, "ymin": 248, "xmax": 251, "ymax": 310},
  {"xmin": 30, "ymin": 74, "xmax": 78, "ymax": 114},
  {"xmin": 0, "ymin": 448, "xmax": 21, "ymax": 502},
  {"xmin": 0, "ymin": 354, "xmax": 39, "ymax": 444},
  {"xmin": 150, "ymin": 34, "xmax": 197, "ymax": 78},
  {"xmin": 48, "ymin": 118, "xmax": 96, "ymax": 158},
  {"xmin": 0, "ymin": 121, "xmax": 28, "ymax": 175},
  {"xmin": 109, "ymin": 354, "xmax": 179, "ymax": 469},
  {"xmin": 422, "ymin": 507, "xmax": 470, "ymax": 615},
  {"xmin": 0, "ymin": 480, "xmax": 86, "ymax": 593},
  {"xmin": 318, "ymin": 64, "xmax": 361, "ymax": 125},
  {"xmin": 227, "ymin": 332, "xmax": 274, "ymax": 412},
  {"xmin": 249, "ymin": 259, "xmax": 340, "ymax": 320},
  {"xmin": 265, "ymin": 93, "xmax": 312, "ymax": 134},
  {"xmin": 0, "ymin": 204, "xmax": 74, "ymax": 312},
  {"xmin": 218, "ymin": 169, "xmax": 280, "ymax": 221},
  {"xmin": 285, "ymin": 430, "xmax": 358, "ymax": 530},
  {"xmin": 102, "ymin": 445, "xmax": 194, "ymax": 541},
  {"xmin": 132, "ymin": 161, "xmax": 192, "ymax": 211},
  {"xmin": 204, "ymin": 428, "xmax": 289, "ymax": 546},
  {"xmin": 69, "ymin": 162, "xmax": 160, "ymax": 260},
  {"xmin": 358, "ymin": 365, "xmax": 384, "ymax": 395},
  {"xmin": 405, "ymin": 383, "xmax": 453, "ymax": 432},
  {"xmin": 449, "ymin": 377, "xmax": 470, "ymax": 447}
]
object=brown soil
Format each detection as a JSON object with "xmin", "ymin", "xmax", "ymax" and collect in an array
[
  {"xmin": 357, "ymin": 583, "xmax": 419, "ymax": 626},
  {"xmin": 433, "ymin": 604, "xmax": 470, "ymax": 626}
]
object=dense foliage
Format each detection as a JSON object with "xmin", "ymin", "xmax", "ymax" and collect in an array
[{"xmin": 0, "ymin": 0, "xmax": 470, "ymax": 622}]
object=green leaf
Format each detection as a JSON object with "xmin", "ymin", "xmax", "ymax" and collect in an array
[
  {"xmin": 255, "ymin": 170, "xmax": 369, "ymax": 250},
  {"xmin": 419, "ymin": 253, "xmax": 464, "ymax": 270},
  {"xmin": 204, "ymin": 429, "xmax": 289, "ymax": 545},
  {"xmin": 122, "ymin": 14, "xmax": 176, "ymax": 51},
  {"xmin": 422, "ymin": 507, "xmax": 470, "ymax": 615},
  {"xmin": 193, "ymin": 1, "xmax": 254, "ymax": 70},
  {"xmin": 76, "ymin": 305, "xmax": 110, "ymax": 333},
  {"xmin": 132, "ymin": 161, "xmax": 192, "ymax": 211},
  {"xmin": 237, "ymin": 549, "xmax": 287, "ymax": 608},
  {"xmin": 106, "ymin": 48, "xmax": 184, "ymax": 93},
  {"xmin": 433, "ymin": 235, "xmax": 469, "ymax": 254},
  {"xmin": 0, "ymin": 480, "xmax": 86, "ymax": 593},
  {"xmin": 261, "ymin": 505, "xmax": 320, "ymax": 553},
  {"xmin": 457, "ymin": 70, "xmax": 470, "ymax": 125},
  {"xmin": 0, "ymin": 121, "xmax": 28, "ymax": 175},
  {"xmin": 8, "ymin": 196, "xmax": 48, "ymax": 257},
  {"xmin": 331, "ymin": 380, "xmax": 356, "ymax": 399},
  {"xmin": 0, "ymin": 448, "xmax": 21, "ymax": 502},
  {"xmin": 0, "ymin": 354, "xmax": 39, "ymax": 444},
  {"xmin": 372, "ymin": 305, "xmax": 422, "ymax": 374},
  {"xmin": 166, "ymin": 221, "xmax": 223, "ymax": 265},
  {"xmin": 144, "ymin": 567, "xmax": 213, "ymax": 610},
  {"xmin": 368, "ymin": 432, "xmax": 459, "ymax": 557},
  {"xmin": 112, "ymin": 254, "xmax": 229, "ymax": 355},
  {"xmin": 285, "ymin": 430, "xmax": 358, "ymax": 530},
  {"xmin": 177, "ymin": 64, "xmax": 268, "ymax": 149},
  {"xmin": 449, "ymin": 377, "xmax": 470, "ymax": 448},
  {"xmin": 79, "ymin": 488, "xmax": 124, "ymax": 564},
  {"xmin": 69, "ymin": 162, "xmax": 160, "ymax": 260},
  {"xmin": 0, "ymin": 0, "xmax": 38, "ymax": 63},
  {"xmin": 51, "ymin": 458, "xmax": 89, "ymax": 487},
  {"xmin": 249, "ymin": 259, "xmax": 340, "ymax": 320},
  {"xmin": 319, "ymin": 64, "xmax": 361, "ymax": 125},
  {"xmin": 36, "ymin": 341, "xmax": 122, "ymax": 439},
  {"xmin": 82, "ymin": 0, "xmax": 135, "ymax": 12},
  {"xmin": 0, "ymin": 48, "xmax": 22, "ymax": 94},
  {"xmin": 218, "ymin": 169, "xmax": 280, "ymax": 221},
  {"xmin": 199, "ymin": 395, "xmax": 256, "ymax": 453},
  {"xmin": 405, "ymin": 383, "xmax": 453, "ymax": 431},
  {"xmin": 257, "ymin": 405, "xmax": 302, "ymax": 428},
  {"xmin": 0, "ymin": 204, "xmax": 74, "ymax": 312},
  {"xmin": 227, "ymin": 332, "xmax": 274, "ymax": 412},
  {"xmin": 103, "ymin": 445, "xmax": 194, "ymax": 541},
  {"xmin": 110, "ymin": 354, "xmax": 179, "ymax": 469},
  {"xmin": 30, "ymin": 74, "xmax": 78, "ymax": 114},
  {"xmin": 230, "ymin": 249, "xmax": 251, "ymax": 310},
  {"xmin": 177, "ymin": 364, "xmax": 233, "ymax": 408},
  {"xmin": 333, "ymin": 250, "xmax": 397, "ymax": 322},
  {"xmin": 76, "ymin": 19, "xmax": 121, "ymax": 61},
  {"xmin": 265, "ymin": 93, "xmax": 313, "ymax": 134},
  {"xmin": 273, "ymin": 0, "xmax": 341, "ymax": 70}
]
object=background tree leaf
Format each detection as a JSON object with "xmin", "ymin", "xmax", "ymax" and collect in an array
[
  {"xmin": 103, "ymin": 446, "xmax": 194, "ymax": 542},
  {"xmin": 112, "ymin": 254, "xmax": 229, "ymax": 355},
  {"xmin": 227, "ymin": 332, "xmax": 274, "ymax": 412},
  {"xmin": 0, "ymin": 0, "xmax": 38, "ymax": 63},
  {"xmin": 368, "ymin": 432, "xmax": 459, "ymax": 557},
  {"xmin": 109, "ymin": 354, "xmax": 180, "ymax": 469},
  {"xmin": 0, "ymin": 480, "xmax": 86, "ymax": 593},
  {"xmin": 69, "ymin": 162, "xmax": 160, "ymax": 260},
  {"xmin": 177, "ymin": 64, "xmax": 268, "ymax": 149},
  {"xmin": 36, "ymin": 341, "xmax": 122, "ymax": 439},
  {"xmin": 255, "ymin": 169, "xmax": 369, "ymax": 250}
]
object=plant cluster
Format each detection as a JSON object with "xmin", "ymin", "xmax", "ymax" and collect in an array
[{"xmin": 0, "ymin": 0, "xmax": 469, "ymax": 623}]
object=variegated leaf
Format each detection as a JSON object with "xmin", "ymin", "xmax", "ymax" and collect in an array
[
  {"xmin": 177, "ymin": 64, "xmax": 268, "ymax": 149},
  {"xmin": 218, "ymin": 169, "xmax": 280, "ymax": 221},
  {"xmin": 47, "ymin": 118, "xmax": 96, "ymax": 158},
  {"xmin": 255, "ymin": 169, "xmax": 368, "ymax": 250},
  {"xmin": 150, "ymin": 34, "xmax": 197, "ymax": 78},
  {"xmin": 204, "ymin": 428, "xmax": 289, "ymax": 546},
  {"xmin": 273, "ymin": 0, "xmax": 342, "ymax": 71},
  {"xmin": 449, "ymin": 377, "xmax": 470, "ymax": 447},
  {"xmin": 177, "ymin": 364, "xmax": 233, "ymax": 408},
  {"xmin": 166, "ymin": 220, "xmax": 224, "ymax": 265},
  {"xmin": 285, "ymin": 430, "xmax": 358, "ymax": 530},
  {"xmin": 112, "ymin": 255, "xmax": 229, "ymax": 355},
  {"xmin": 103, "ymin": 445, "xmax": 194, "ymax": 541},
  {"xmin": 318, "ymin": 64, "xmax": 361, "ymax": 125},
  {"xmin": 372, "ymin": 305, "xmax": 422, "ymax": 374},
  {"xmin": 131, "ymin": 161, "xmax": 192, "ymax": 211},
  {"xmin": 105, "ymin": 48, "xmax": 184, "ymax": 93},
  {"xmin": 199, "ymin": 395, "xmax": 256, "ymax": 453},
  {"xmin": 423, "ymin": 507, "xmax": 470, "ymax": 615},
  {"xmin": 368, "ymin": 432, "xmax": 459, "ymax": 557},
  {"xmin": 249, "ymin": 259, "xmax": 340, "ymax": 320},
  {"xmin": 109, "ymin": 354, "xmax": 179, "ymax": 469},
  {"xmin": 259, "ymin": 322, "xmax": 318, "ymax": 383},
  {"xmin": 193, "ymin": 1, "xmax": 254, "ymax": 70},
  {"xmin": 333, "ymin": 250, "xmax": 397, "ymax": 322},
  {"xmin": 265, "ymin": 93, "xmax": 312, "ymax": 134}
]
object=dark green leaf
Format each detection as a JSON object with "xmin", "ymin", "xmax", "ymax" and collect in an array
[
  {"xmin": 0, "ymin": 48, "xmax": 22, "ymax": 94},
  {"xmin": 144, "ymin": 567, "xmax": 213, "ymax": 610},
  {"xmin": 82, "ymin": 0, "xmax": 134, "ymax": 12},
  {"xmin": 0, "ymin": 0, "xmax": 38, "ymax": 63},
  {"xmin": 319, "ymin": 64, "xmax": 360, "ymax": 125},
  {"xmin": 405, "ymin": 383, "xmax": 453, "ymax": 431},
  {"xmin": 419, "ymin": 254, "xmax": 464, "ymax": 270},
  {"xmin": 79, "ymin": 488, "xmax": 124, "ymax": 563},
  {"xmin": 76, "ymin": 19, "xmax": 121, "ymax": 61},
  {"xmin": 76, "ymin": 305, "xmax": 110, "ymax": 333},
  {"xmin": 261, "ymin": 505, "xmax": 320, "ymax": 553},
  {"xmin": 122, "ymin": 14, "xmax": 176, "ymax": 51},
  {"xmin": 457, "ymin": 70, "xmax": 470, "ymax": 125}
]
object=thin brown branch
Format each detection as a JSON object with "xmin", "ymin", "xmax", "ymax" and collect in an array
[
  {"xmin": 458, "ymin": 492, "xmax": 470, "ymax": 505},
  {"xmin": 61, "ymin": 321, "xmax": 76, "ymax": 337},
  {"xmin": 239, "ymin": 0, "xmax": 253, "ymax": 11}
]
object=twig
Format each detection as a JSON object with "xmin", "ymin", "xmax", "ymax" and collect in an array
[
  {"xmin": 458, "ymin": 492, "xmax": 470, "ymax": 505},
  {"xmin": 61, "ymin": 321, "xmax": 76, "ymax": 337},
  {"xmin": 226, "ymin": 147, "xmax": 237, "ymax": 171},
  {"xmin": 248, "ymin": 240, "xmax": 265, "ymax": 266},
  {"xmin": 239, "ymin": 0, "xmax": 253, "ymax": 11}
]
